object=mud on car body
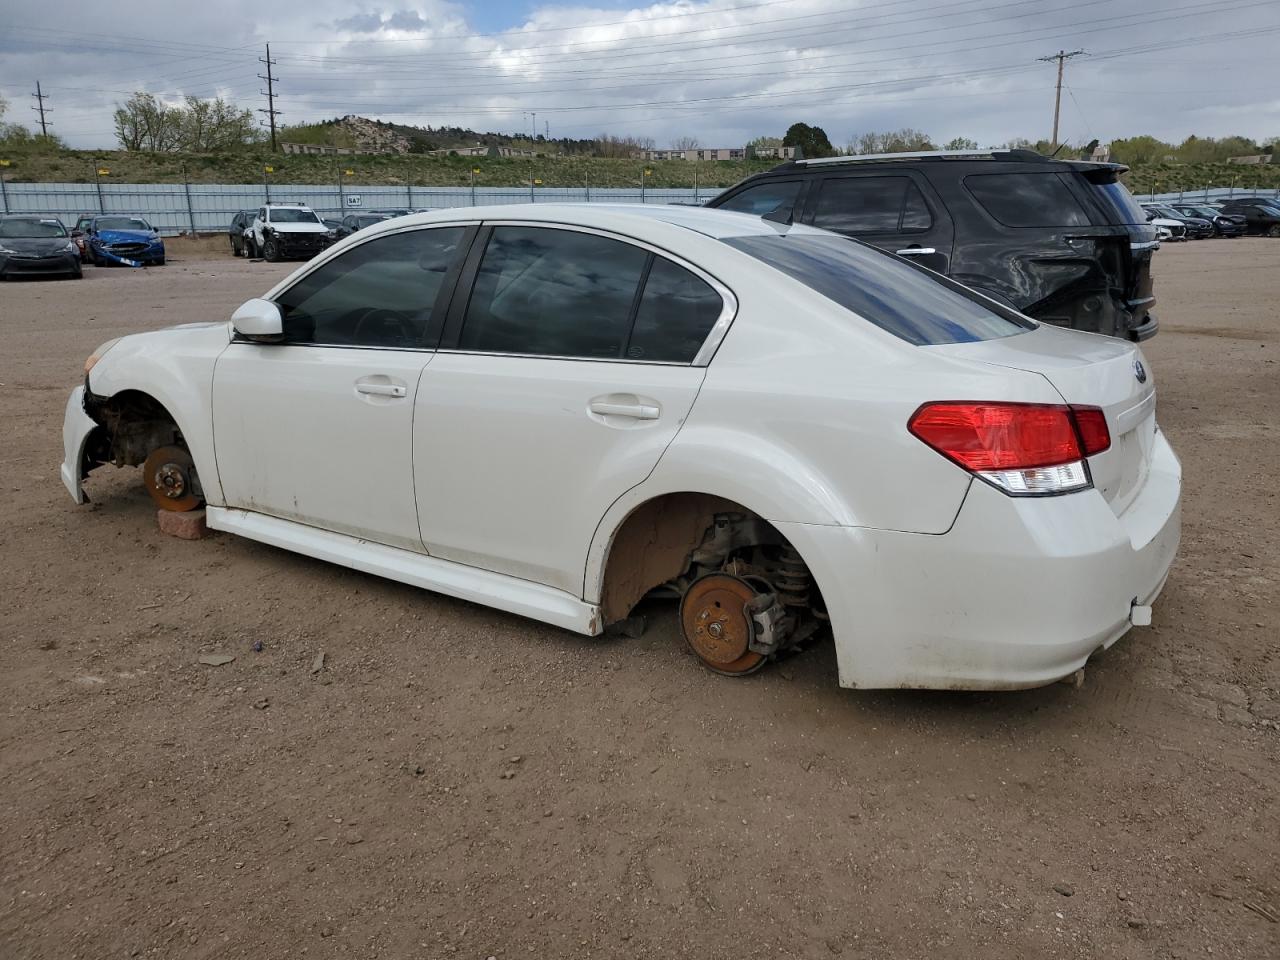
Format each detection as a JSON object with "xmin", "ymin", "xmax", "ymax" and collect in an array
[{"xmin": 708, "ymin": 148, "xmax": 1161, "ymax": 341}]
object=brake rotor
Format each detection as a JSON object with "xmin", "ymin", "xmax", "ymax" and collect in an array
[
  {"xmin": 679, "ymin": 573, "xmax": 766, "ymax": 676},
  {"xmin": 143, "ymin": 445, "xmax": 201, "ymax": 512}
]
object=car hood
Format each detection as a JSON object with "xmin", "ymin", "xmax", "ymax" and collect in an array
[
  {"xmin": 267, "ymin": 222, "xmax": 328, "ymax": 234},
  {"xmin": 1148, "ymin": 218, "xmax": 1184, "ymax": 228},
  {"xmin": 96, "ymin": 229, "xmax": 161, "ymax": 243},
  {"xmin": 0, "ymin": 237, "xmax": 74, "ymax": 255}
]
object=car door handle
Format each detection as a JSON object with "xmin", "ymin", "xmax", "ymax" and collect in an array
[
  {"xmin": 355, "ymin": 380, "xmax": 406, "ymax": 398},
  {"xmin": 895, "ymin": 247, "xmax": 936, "ymax": 256},
  {"xmin": 589, "ymin": 400, "xmax": 660, "ymax": 420}
]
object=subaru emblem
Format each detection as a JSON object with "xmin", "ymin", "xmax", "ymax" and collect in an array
[{"xmin": 1133, "ymin": 359, "xmax": 1147, "ymax": 384}]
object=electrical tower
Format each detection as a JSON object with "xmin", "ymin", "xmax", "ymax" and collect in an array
[
  {"xmin": 258, "ymin": 43, "xmax": 281, "ymax": 151},
  {"xmin": 31, "ymin": 81, "xmax": 50, "ymax": 138},
  {"xmin": 1037, "ymin": 49, "xmax": 1085, "ymax": 147}
]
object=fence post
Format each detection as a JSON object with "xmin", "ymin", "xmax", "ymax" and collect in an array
[
  {"xmin": 585, "ymin": 177, "xmax": 590, "ymax": 203},
  {"xmin": 93, "ymin": 161, "xmax": 105, "ymax": 213},
  {"xmin": 406, "ymin": 180, "xmax": 413, "ymax": 211},
  {"xmin": 0, "ymin": 168, "xmax": 8, "ymax": 214},
  {"xmin": 182, "ymin": 163, "xmax": 197, "ymax": 236},
  {"xmin": 336, "ymin": 160, "xmax": 344, "ymax": 212},
  {"xmin": 470, "ymin": 167, "xmax": 477, "ymax": 205}
]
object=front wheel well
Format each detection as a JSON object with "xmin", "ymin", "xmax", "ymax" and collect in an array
[
  {"xmin": 597, "ymin": 492, "xmax": 819, "ymax": 626},
  {"xmin": 85, "ymin": 388, "xmax": 185, "ymax": 467}
]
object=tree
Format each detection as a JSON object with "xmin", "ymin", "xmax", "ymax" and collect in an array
[
  {"xmin": 944, "ymin": 136, "xmax": 978, "ymax": 151},
  {"xmin": 848, "ymin": 128, "xmax": 934, "ymax": 155},
  {"xmin": 1107, "ymin": 135, "xmax": 1173, "ymax": 166},
  {"xmin": 114, "ymin": 93, "xmax": 180, "ymax": 151},
  {"xmin": 783, "ymin": 122, "xmax": 834, "ymax": 159},
  {"xmin": 671, "ymin": 136, "xmax": 699, "ymax": 151},
  {"xmin": 114, "ymin": 92, "xmax": 259, "ymax": 152}
]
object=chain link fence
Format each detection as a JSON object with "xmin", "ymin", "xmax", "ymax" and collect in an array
[{"xmin": 0, "ymin": 182, "xmax": 708, "ymax": 235}]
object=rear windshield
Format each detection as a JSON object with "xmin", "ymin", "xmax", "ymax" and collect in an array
[
  {"xmin": 1091, "ymin": 181, "xmax": 1148, "ymax": 225},
  {"xmin": 0, "ymin": 218, "xmax": 67, "ymax": 238},
  {"xmin": 965, "ymin": 173, "xmax": 1090, "ymax": 227},
  {"xmin": 723, "ymin": 234, "xmax": 1034, "ymax": 345}
]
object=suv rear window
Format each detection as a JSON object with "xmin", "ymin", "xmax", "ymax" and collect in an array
[
  {"xmin": 965, "ymin": 173, "xmax": 1090, "ymax": 228},
  {"xmin": 1090, "ymin": 180, "xmax": 1148, "ymax": 225},
  {"xmin": 723, "ymin": 234, "xmax": 1033, "ymax": 345}
]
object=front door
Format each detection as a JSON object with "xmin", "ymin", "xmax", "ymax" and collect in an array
[
  {"xmin": 212, "ymin": 224, "xmax": 472, "ymax": 552},
  {"xmin": 414, "ymin": 224, "xmax": 729, "ymax": 594},
  {"xmin": 801, "ymin": 172, "xmax": 954, "ymax": 273}
]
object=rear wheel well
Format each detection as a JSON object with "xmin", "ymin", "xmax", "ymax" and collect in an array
[{"xmin": 598, "ymin": 492, "xmax": 818, "ymax": 626}]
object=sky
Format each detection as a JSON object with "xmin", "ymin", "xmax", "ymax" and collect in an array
[{"xmin": 1, "ymin": 0, "xmax": 1277, "ymax": 152}]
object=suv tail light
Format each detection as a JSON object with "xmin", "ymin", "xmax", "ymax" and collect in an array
[{"xmin": 908, "ymin": 402, "xmax": 1111, "ymax": 495}]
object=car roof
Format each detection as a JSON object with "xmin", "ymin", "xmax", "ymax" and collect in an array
[{"xmin": 376, "ymin": 202, "xmax": 827, "ymax": 241}]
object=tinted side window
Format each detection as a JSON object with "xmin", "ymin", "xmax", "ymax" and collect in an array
[
  {"xmin": 459, "ymin": 227, "xmax": 648, "ymax": 359},
  {"xmin": 812, "ymin": 177, "xmax": 932, "ymax": 234},
  {"xmin": 723, "ymin": 234, "xmax": 1033, "ymax": 346},
  {"xmin": 716, "ymin": 180, "xmax": 802, "ymax": 216},
  {"xmin": 275, "ymin": 227, "xmax": 466, "ymax": 348},
  {"xmin": 628, "ymin": 258, "xmax": 723, "ymax": 363},
  {"xmin": 966, "ymin": 173, "xmax": 1091, "ymax": 227}
]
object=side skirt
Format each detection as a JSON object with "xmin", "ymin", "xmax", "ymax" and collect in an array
[{"xmin": 206, "ymin": 507, "xmax": 601, "ymax": 636}]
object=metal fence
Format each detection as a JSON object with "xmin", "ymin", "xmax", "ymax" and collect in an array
[
  {"xmin": 0, "ymin": 182, "xmax": 709, "ymax": 235},
  {"xmin": 1147, "ymin": 186, "xmax": 1280, "ymax": 204}
]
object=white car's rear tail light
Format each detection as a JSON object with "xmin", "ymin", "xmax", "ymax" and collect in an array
[{"xmin": 908, "ymin": 402, "xmax": 1111, "ymax": 496}]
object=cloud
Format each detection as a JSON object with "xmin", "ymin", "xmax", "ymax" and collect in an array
[{"xmin": 1, "ymin": 0, "xmax": 1277, "ymax": 152}]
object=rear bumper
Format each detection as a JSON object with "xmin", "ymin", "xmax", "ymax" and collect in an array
[{"xmin": 779, "ymin": 429, "xmax": 1181, "ymax": 690}]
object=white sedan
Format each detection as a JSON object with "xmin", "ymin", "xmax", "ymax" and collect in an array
[{"xmin": 61, "ymin": 204, "xmax": 1181, "ymax": 690}]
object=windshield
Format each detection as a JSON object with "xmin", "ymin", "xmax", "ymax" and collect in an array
[
  {"xmin": 270, "ymin": 209, "xmax": 321, "ymax": 224},
  {"xmin": 723, "ymin": 234, "xmax": 1034, "ymax": 346},
  {"xmin": 358, "ymin": 216, "xmax": 386, "ymax": 227},
  {"xmin": 0, "ymin": 218, "xmax": 68, "ymax": 238},
  {"xmin": 96, "ymin": 217, "xmax": 152, "ymax": 231}
]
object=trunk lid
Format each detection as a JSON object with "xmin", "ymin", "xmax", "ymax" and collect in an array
[{"xmin": 926, "ymin": 325, "xmax": 1156, "ymax": 515}]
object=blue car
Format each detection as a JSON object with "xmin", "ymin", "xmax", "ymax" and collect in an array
[{"xmin": 81, "ymin": 215, "xmax": 166, "ymax": 267}]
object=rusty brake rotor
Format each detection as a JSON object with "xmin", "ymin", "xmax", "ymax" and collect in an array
[
  {"xmin": 679, "ymin": 573, "xmax": 767, "ymax": 676},
  {"xmin": 143, "ymin": 445, "xmax": 201, "ymax": 512}
]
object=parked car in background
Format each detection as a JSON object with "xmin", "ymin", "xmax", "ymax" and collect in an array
[
  {"xmin": 1171, "ymin": 204, "xmax": 1246, "ymax": 237},
  {"xmin": 1140, "ymin": 203, "xmax": 1213, "ymax": 239},
  {"xmin": 333, "ymin": 213, "xmax": 390, "ymax": 239},
  {"xmin": 245, "ymin": 203, "xmax": 331, "ymax": 261},
  {"xmin": 228, "ymin": 211, "xmax": 253, "ymax": 257},
  {"xmin": 1146, "ymin": 215, "xmax": 1188, "ymax": 242},
  {"xmin": 81, "ymin": 215, "xmax": 165, "ymax": 266},
  {"xmin": 70, "ymin": 214, "xmax": 96, "ymax": 261},
  {"xmin": 62, "ymin": 204, "xmax": 1181, "ymax": 691},
  {"xmin": 370, "ymin": 208, "xmax": 413, "ymax": 218},
  {"xmin": 708, "ymin": 148, "xmax": 1161, "ymax": 340},
  {"xmin": 1217, "ymin": 200, "xmax": 1280, "ymax": 237},
  {"xmin": 0, "ymin": 215, "xmax": 81, "ymax": 280}
]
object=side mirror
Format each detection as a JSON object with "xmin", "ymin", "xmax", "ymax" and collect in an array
[
  {"xmin": 1145, "ymin": 211, "xmax": 1156, "ymax": 221},
  {"xmin": 231, "ymin": 298, "xmax": 283, "ymax": 340}
]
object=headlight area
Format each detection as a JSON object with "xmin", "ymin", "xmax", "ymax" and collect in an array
[{"xmin": 84, "ymin": 337, "xmax": 122, "ymax": 376}]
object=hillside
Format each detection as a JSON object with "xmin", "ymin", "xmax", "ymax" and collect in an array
[{"xmin": 280, "ymin": 116, "xmax": 600, "ymax": 156}]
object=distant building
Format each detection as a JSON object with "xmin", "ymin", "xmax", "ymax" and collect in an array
[
  {"xmin": 641, "ymin": 145, "xmax": 797, "ymax": 161},
  {"xmin": 1227, "ymin": 154, "xmax": 1273, "ymax": 165},
  {"xmin": 280, "ymin": 142, "xmax": 357, "ymax": 156},
  {"xmin": 1089, "ymin": 143, "xmax": 1111, "ymax": 162},
  {"xmin": 428, "ymin": 145, "xmax": 539, "ymax": 158}
]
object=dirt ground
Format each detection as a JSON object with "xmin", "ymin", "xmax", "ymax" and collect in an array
[{"xmin": 1, "ymin": 237, "xmax": 1277, "ymax": 960}]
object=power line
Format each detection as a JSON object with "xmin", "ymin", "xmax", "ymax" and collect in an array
[
  {"xmin": 1038, "ymin": 49, "xmax": 1085, "ymax": 147},
  {"xmin": 257, "ymin": 43, "xmax": 281, "ymax": 152},
  {"xmin": 31, "ymin": 80, "xmax": 51, "ymax": 137}
]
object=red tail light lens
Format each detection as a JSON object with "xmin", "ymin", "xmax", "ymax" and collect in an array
[
  {"xmin": 908, "ymin": 402, "xmax": 1111, "ymax": 496},
  {"xmin": 1070, "ymin": 405, "xmax": 1111, "ymax": 456}
]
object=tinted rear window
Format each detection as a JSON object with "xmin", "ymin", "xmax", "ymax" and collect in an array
[
  {"xmin": 723, "ymin": 234, "xmax": 1033, "ymax": 345},
  {"xmin": 965, "ymin": 173, "xmax": 1090, "ymax": 227},
  {"xmin": 1091, "ymin": 181, "xmax": 1148, "ymax": 225}
]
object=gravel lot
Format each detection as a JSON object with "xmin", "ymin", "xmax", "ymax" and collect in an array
[{"xmin": 1, "ymin": 237, "xmax": 1277, "ymax": 960}]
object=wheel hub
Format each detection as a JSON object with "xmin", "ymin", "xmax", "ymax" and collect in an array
[
  {"xmin": 143, "ymin": 445, "xmax": 201, "ymax": 512},
  {"xmin": 679, "ymin": 574, "xmax": 766, "ymax": 676}
]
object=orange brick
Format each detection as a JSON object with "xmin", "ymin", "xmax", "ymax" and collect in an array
[{"xmin": 157, "ymin": 509, "xmax": 209, "ymax": 540}]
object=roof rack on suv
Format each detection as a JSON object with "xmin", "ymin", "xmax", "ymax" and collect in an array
[{"xmin": 789, "ymin": 148, "xmax": 1052, "ymax": 167}]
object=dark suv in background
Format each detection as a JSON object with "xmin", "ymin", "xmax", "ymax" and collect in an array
[
  {"xmin": 1216, "ymin": 199, "xmax": 1280, "ymax": 237},
  {"xmin": 707, "ymin": 149, "xmax": 1160, "ymax": 340}
]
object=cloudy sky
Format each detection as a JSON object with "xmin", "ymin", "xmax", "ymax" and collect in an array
[{"xmin": 2, "ymin": 0, "xmax": 1277, "ymax": 151}]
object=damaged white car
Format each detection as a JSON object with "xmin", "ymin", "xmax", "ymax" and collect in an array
[{"xmin": 62, "ymin": 204, "xmax": 1181, "ymax": 690}]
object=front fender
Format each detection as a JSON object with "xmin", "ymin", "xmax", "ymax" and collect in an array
[
  {"xmin": 61, "ymin": 386, "xmax": 99, "ymax": 504},
  {"xmin": 86, "ymin": 323, "xmax": 231, "ymax": 506}
]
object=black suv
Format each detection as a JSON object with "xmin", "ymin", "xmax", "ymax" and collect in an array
[
  {"xmin": 228, "ymin": 211, "xmax": 252, "ymax": 257},
  {"xmin": 1217, "ymin": 199, "xmax": 1280, "ymax": 237},
  {"xmin": 707, "ymin": 149, "xmax": 1159, "ymax": 340}
]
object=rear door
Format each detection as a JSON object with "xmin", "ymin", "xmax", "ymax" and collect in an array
[
  {"xmin": 413, "ymin": 223, "xmax": 729, "ymax": 594},
  {"xmin": 800, "ymin": 172, "xmax": 953, "ymax": 273}
]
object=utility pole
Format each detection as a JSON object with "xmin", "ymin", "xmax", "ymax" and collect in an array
[
  {"xmin": 1038, "ymin": 49, "xmax": 1084, "ymax": 148},
  {"xmin": 258, "ymin": 43, "xmax": 281, "ymax": 152},
  {"xmin": 31, "ymin": 81, "xmax": 50, "ymax": 138}
]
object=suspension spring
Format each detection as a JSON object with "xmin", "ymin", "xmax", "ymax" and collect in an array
[{"xmin": 774, "ymin": 544, "xmax": 812, "ymax": 607}]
